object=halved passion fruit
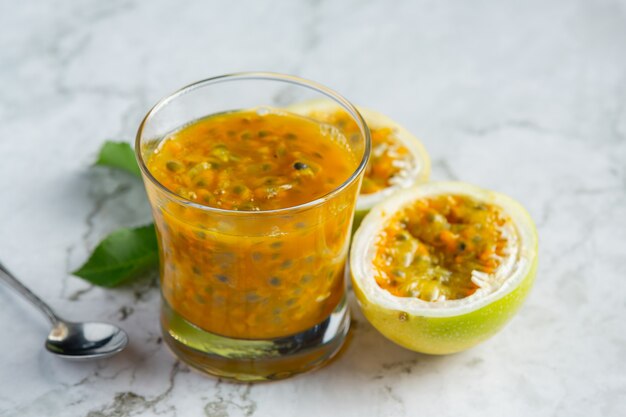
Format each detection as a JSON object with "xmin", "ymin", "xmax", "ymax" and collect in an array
[
  {"xmin": 288, "ymin": 100, "xmax": 430, "ymax": 228},
  {"xmin": 350, "ymin": 182, "xmax": 538, "ymax": 354}
]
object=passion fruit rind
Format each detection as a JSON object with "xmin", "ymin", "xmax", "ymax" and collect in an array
[
  {"xmin": 353, "ymin": 256, "xmax": 537, "ymax": 354},
  {"xmin": 350, "ymin": 181, "xmax": 538, "ymax": 354},
  {"xmin": 354, "ymin": 107, "xmax": 430, "ymax": 212},
  {"xmin": 346, "ymin": 106, "xmax": 431, "ymax": 231}
]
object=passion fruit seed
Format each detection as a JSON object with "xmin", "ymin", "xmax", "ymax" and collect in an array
[
  {"xmin": 214, "ymin": 274, "xmax": 229, "ymax": 283},
  {"xmin": 166, "ymin": 160, "xmax": 183, "ymax": 172},
  {"xmin": 269, "ymin": 277, "xmax": 282, "ymax": 286}
]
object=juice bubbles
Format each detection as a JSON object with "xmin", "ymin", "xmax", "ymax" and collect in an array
[{"xmin": 145, "ymin": 109, "xmax": 359, "ymax": 339}]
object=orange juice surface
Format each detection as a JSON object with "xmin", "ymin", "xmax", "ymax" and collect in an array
[
  {"xmin": 146, "ymin": 109, "xmax": 360, "ymax": 339},
  {"xmin": 147, "ymin": 109, "xmax": 355, "ymax": 211}
]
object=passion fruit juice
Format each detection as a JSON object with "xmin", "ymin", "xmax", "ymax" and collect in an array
[{"xmin": 145, "ymin": 109, "xmax": 359, "ymax": 339}]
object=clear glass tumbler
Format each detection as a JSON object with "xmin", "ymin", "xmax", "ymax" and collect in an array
[{"xmin": 135, "ymin": 73, "xmax": 370, "ymax": 381}]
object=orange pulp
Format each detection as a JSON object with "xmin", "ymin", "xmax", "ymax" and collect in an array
[{"xmin": 145, "ymin": 109, "xmax": 360, "ymax": 339}]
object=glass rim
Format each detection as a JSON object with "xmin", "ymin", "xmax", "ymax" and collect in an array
[{"xmin": 135, "ymin": 71, "xmax": 372, "ymax": 216}]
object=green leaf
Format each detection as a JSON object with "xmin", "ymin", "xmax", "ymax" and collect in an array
[
  {"xmin": 73, "ymin": 224, "xmax": 159, "ymax": 287},
  {"xmin": 95, "ymin": 141, "xmax": 142, "ymax": 178}
]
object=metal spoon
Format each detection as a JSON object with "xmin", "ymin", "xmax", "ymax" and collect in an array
[{"xmin": 0, "ymin": 261, "xmax": 128, "ymax": 359}]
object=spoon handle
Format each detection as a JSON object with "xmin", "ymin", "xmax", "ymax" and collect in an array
[{"xmin": 0, "ymin": 261, "xmax": 60, "ymax": 325}]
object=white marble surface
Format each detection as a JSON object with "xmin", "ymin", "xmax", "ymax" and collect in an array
[{"xmin": 1, "ymin": 0, "xmax": 625, "ymax": 416}]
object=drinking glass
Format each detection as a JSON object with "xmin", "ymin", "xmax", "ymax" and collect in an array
[{"xmin": 135, "ymin": 72, "xmax": 370, "ymax": 381}]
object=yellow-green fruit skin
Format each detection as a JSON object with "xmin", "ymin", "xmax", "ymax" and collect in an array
[{"xmin": 352, "ymin": 255, "xmax": 537, "ymax": 355}]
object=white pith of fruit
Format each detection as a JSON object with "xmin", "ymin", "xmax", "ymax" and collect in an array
[
  {"xmin": 355, "ymin": 107, "xmax": 430, "ymax": 212},
  {"xmin": 350, "ymin": 181, "xmax": 538, "ymax": 318},
  {"xmin": 287, "ymin": 100, "xmax": 431, "ymax": 212}
]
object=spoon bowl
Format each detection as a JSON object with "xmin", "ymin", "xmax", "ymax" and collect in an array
[
  {"xmin": 0, "ymin": 261, "xmax": 129, "ymax": 360},
  {"xmin": 45, "ymin": 321, "xmax": 129, "ymax": 359}
]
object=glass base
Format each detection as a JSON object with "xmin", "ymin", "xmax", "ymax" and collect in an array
[{"xmin": 161, "ymin": 297, "xmax": 350, "ymax": 382}]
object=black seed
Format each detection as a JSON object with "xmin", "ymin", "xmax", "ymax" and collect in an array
[
  {"xmin": 252, "ymin": 252, "xmax": 263, "ymax": 261},
  {"xmin": 458, "ymin": 242, "xmax": 467, "ymax": 251},
  {"xmin": 215, "ymin": 274, "xmax": 229, "ymax": 283},
  {"xmin": 293, "ymin": 162, "xmax": 308, "ymax": 170},
  {"xmin": 300, "ymin": 274, "xmax": 313, "ymax": 284},
  {"xmin": 284, "ymin": 133, "xmax": 297, "ymax": 140},
  {"xmin": 269, "ymin": 277, "xmax": 282, "ymax": 286},
  {"xmin": 258, "ymin": 130, "xmax": 270, "ymax": 138},
  {"xmin": 270, "ymin": 241, "xmax": 283, "ymax": 249},
  {"xmin": 192, "ymin": 265, "xmax": 202, "ymax": 275},
  {"xmin": 280, "ymin": 260, "xmax": 293, "ymax": 269},
  {"xmin": 313, "ymin": 152, "xmax": 324, "ymax": 159}
]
